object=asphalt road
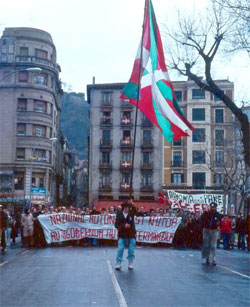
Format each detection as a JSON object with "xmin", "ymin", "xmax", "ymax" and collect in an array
[{"xmin": 0, "ymin": 244, "xmax": 249, "ymax": 307}]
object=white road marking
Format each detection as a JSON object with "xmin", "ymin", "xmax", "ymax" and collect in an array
[
  {"xmin": 218, "ymin": 265, "xmax": 250, "ymax": 280},
  {"xmin": 21, "ymin": 250, "xmax": 29, "ymax": 255},
  {"xmin": 0, "ymin": 261, "xmax": 8, "ymax": 267},
  {"xmin": 106, "ymin": 260, "xmax": 128, "ymax": 307}
]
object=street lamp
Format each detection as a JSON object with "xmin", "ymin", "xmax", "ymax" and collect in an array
[
  {"xmin": 29, "ymin": 137, "xmax": 57, "ymax": 207},
  {"xmin": 0, "ymin": 67, "xmax": 42, "ymax": 83}
]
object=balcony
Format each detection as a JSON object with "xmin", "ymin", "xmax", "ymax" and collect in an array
[
  {"xmin": 141, "ymin": 140, "xmax": 153, "ymax": 151},
  {"xmin": 120, "ymin": 100, "xmax": 133, "ymax": 109},
  {"xmin": 120, "ymin": 161, "xmax": 132, "ymax": 170},
  {"xmin": 171, "ymin": 160, "xmax": 184, "ymax": 167},
  {"xmin": 140, "ymin": 185, "xmax": 153, "ymax": 192},
  {"xmin": 14, "ymin": 55, "xmax": 58, "ymax": 71},
  {"xmin": 100, "ymin": 140, "xmax": 112, "ymax": 151},
  {"xmin": 141, "ymin": 162, "xmax": 153, "ymax": 169},
  {"xmin": 120, "ymin": 139, "xmax": 133, "ymax": 149},
  {"xmin": 121, "ymin": 117, "xmax": 133, "ymax": 127},
  {"xmin": 120, "ymin": 183, "xmax": 131, "ymax": 192},
  {"xmin": 101, "ymin": 100, "xmax": 113, "ymax": 107},
  {"xmin": 141, "ymin": 118, "xmax": 153, "ymax": 127},
  {"xmin": 100, "ymin": 118, "xmax": 113, "ymax": 127},
  {"xmin": 99, "ymin": 160, "xmax": 112, "ymax": 169},
  {"xmin": 99, "ymin": 183, "xmax": 112, "ymax": 192}
]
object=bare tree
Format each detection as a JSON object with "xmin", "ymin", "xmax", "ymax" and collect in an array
[
  {"xmin": 213, "ymin": 0, "xmax": 250, "ymax": 56},
  {"xmin": 165, "ymin": 2, "xmax": 250, "ymax": 168}
]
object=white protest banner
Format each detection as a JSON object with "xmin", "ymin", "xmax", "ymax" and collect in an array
[
  {"xmin": 167, "ymin": 190, "xmax": 227, "ymax": 213},
  {"xmin": 38, "ymin": 213, "xmax": 182, "ymax": 244}
]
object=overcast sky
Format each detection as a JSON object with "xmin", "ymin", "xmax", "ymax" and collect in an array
[{"xmin": 1, "ymin": 0, "xmax": 249, "ymax": 102}]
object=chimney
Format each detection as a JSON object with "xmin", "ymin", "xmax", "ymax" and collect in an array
[{"xmin": 92, "ymin": 76, "xmax": 95, "ymax": 84}]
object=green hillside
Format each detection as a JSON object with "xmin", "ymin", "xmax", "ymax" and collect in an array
[{"xmin": 60, "ymin": 92, "xmax": 89, "ymax": 158}]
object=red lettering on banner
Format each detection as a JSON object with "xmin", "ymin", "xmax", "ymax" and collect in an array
[
  {"xmin": 50, "ymin": 215, "xmax": 57, "ymax": 225},
  {"xmin": 193, "ymin": 204, "xmax": 201, "ymax": 212},
  {"xmin": 56, "ymin": 214, "xmax": 62, "ymax": 224},
  {"xmin": 51, "ymin": 231, "xmax": 60, "ymax": 241}
]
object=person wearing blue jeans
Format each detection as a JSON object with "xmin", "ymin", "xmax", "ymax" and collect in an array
[{"xmin": 115, "ymin": 200, "xmax": 137, "ymax": 270}]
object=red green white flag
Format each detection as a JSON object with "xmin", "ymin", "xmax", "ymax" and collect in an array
[{"xmin": 120, "ymin": 0, "xmax": 194, "ymax": 141}]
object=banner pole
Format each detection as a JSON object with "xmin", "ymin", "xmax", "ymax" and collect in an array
[{"xmin": 129, "ymin": 0, "xmax": 147, "ymax": 199}]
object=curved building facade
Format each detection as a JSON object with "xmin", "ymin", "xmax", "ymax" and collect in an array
[{"xmin": 0, "ymin": 27, "xmax": 63, "ymax": 208}]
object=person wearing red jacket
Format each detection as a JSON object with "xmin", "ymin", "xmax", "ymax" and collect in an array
[{"xmin": 220, "ymin": 215, "xmax": 232, "ymax": 250}]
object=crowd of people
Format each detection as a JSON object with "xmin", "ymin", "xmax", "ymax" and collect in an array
[{"xmin": 0, "ymin": 203, "xmax": 250, "ymax": 252}]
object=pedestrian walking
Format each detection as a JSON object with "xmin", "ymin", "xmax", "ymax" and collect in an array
[
  {"xmin": 236, "ymin": 214, "xmax": 246, "ymax": 250},
  {"xmin": 21, "ymin": 208, "xmax": 34, "ymax": 248},
  {"xmin": 114, "ymin": 200, "xmax": 137, "ymax": 270},
  {"xmin": 200, "ymin": 202, "xmax": 222, "ymax": 265},
  {"xmin": 0, "ymin": 205, "xmax": 8, "ymax": 252}
]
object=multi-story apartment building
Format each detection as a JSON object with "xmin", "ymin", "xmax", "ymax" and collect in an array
[
  {"xmin": 164, "ymin": 79, "xmax": 235, "ymax": 193},
  {"xmin": 0, "ymin": 27, "xmax": 63, "ymax": 208},
  {"xmin": 87, "ymin": 82, "xmax": 163, "ymax": 208}
]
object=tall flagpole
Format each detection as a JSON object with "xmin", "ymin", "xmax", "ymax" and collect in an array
[{"xmin": 129, "ymin": 0, "xmax": 147, "ymax": 199}]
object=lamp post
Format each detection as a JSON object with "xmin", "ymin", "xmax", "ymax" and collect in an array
[
  {"xmin": 29, "ymin": 137, "xmax": 57, "ymax": 207},
  {"xmin": 0, "ymin": 67, "xmax": 42, "ymax": 83}
]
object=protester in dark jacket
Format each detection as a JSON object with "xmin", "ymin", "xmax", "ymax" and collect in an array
[
  {"xmin": 0, "ymin": 205, "xmax": 8, "ymax": 252},
  {"xmin": 200, "ymin": 202, "xmax": 222, "ymax": 265},
  {"xmin": 114, "ymin": 200, "xmax": 137, "ymax": 270},
  {"xmin": 236, "ymin": 214, "xmax": 246, "ymax": 250}
]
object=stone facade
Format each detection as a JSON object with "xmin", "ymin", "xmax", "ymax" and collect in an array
[
  {"xmin": 87, "ymin": 83, "xmax": 163, "ymax": 205},
  {"xmin": 0, "ymin": 27, "xmax": 62, "ymax": 207},
  {"xmin": 163, "ymin": 79, "xmax": 235, "ymax": 193}
]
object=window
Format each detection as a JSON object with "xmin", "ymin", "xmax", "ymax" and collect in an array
[
  {"xmin": 193, "ymin": 172, "xmax": 206, "ymax": 189},
  {"xmin": 34, "ymin": 74, "xmax": 48, "ymax": 85},
  {"xmin": 173, "ymin": 151, "xmax": 182, "ymax": 166},
  {"xmin": 215, "ymin": 151, "xmax": 224, "ymax": 166},
  {"xmin": 174, "ymin": 91, "xmax": 182, "ymax": 101},
  {"xmin": 143, "ymin": 152, "xmax": 150, "ymax": 164},
  {"xmin": 35, "ymin": 49, "xmax": 48, "ymax": 59},
  {"xmin": 102, "ymin": 152, "xmax": 110, "ymax": 164},
  {"xmin": 192, "ymin": 108, "xmax": 205, "ymax": 121},
  {"xmin": 34, "ymin": 100, "xmax": 46, "ymax": 113},
  {"xmin": 0, "ymin": 171, "xmax": 13, "ymax": 193},
  {"xmin": 142, "ymin": 114, "xmax": 152, "ymax": 126},
  {"xmin": 101, "ymin": 172, "xmax": 111, "ymax": 186},
  {"xmin": 122, "ymin": 172, "xmax": 131, "ymax": 184},
  {"xmin": 33, "ymin": 125, "xmax": 45, "ymax": 137},
  {"xmin": 20, "ymin": 47, "xmax": 28, "ymax": 56},
  {"xmin": 17, "ymin": 124, "xmax": 26, "ymax": 136},
  {"xmin": 17, "ymin": 98, "xmax": 27, "ymax": 111},
  {"xmin": 33, "ymin": 149, "xmax": 46, "ymax": 161},
  {"xmin": 102, "ymin": 111, "xmax": 111, "ymax": 124},
  {"xmin": 122, "ymin": 130, "xmax": 131, "ymax": 144},
  {"xmin": 192, "ymin": 89, "xmax": 205, "ymax": 99},
  {"xmin": 143, "ymin": 130, "xmax": 152, "ymax": 145},
  {"xmin": 16, "ymin": 148, "xmax": 25, "ymax": 159},
  {"xmin": 102, "ymin": 91, "xmax": 112, "ymax": 104},
  {"xmin": 122, "ymin": 111, "xmax": 131, "ymax": 124},
  {"xmin": 18, "ymin": 71, "xmax": 28, "ymax": 82},
  {"xmin": 2, "ymin": 71, "xmax": 11, "ymax": 82},
  {"xmin": 173, "ymin": 139, "xmax": 182, "ymax": 146},
  {"xmin": 102, "ymin": 129, "xmax": 111, "ymax": 143},
  {"xmin": 215, "ymin": 130, "xmax": 224, "ymax": 146},
  {"xmin": 142, "ymin": 172, "xmax": 152, "ymax": 186},
  {"xmin": 122, "ymin": 152, "xmax": 131, "ymax": 162},
  {"xmin": 171, "ymin": 173, "xmax": 184, "ymax": 184},
  {"xmin": 32, "ymin": 173, "xmax": 45, "ymax": 188},
  {"xmin": 214, "ymin": 174, "xmax": 224, "ymax": 184},
  {"xmin": 192, "ymin": 128, "xmax": 205, "ymax": 142},
  {"xmin": 14, "ymin": 172, "xmax": 24, "ymax": 190},
  {"xmin": 192, "ymin": 151, "xmax": 206, "ymax": 164},
  {"xmin": 215, "ymin": 109, "xmax": 224, "ymax": 123}
]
